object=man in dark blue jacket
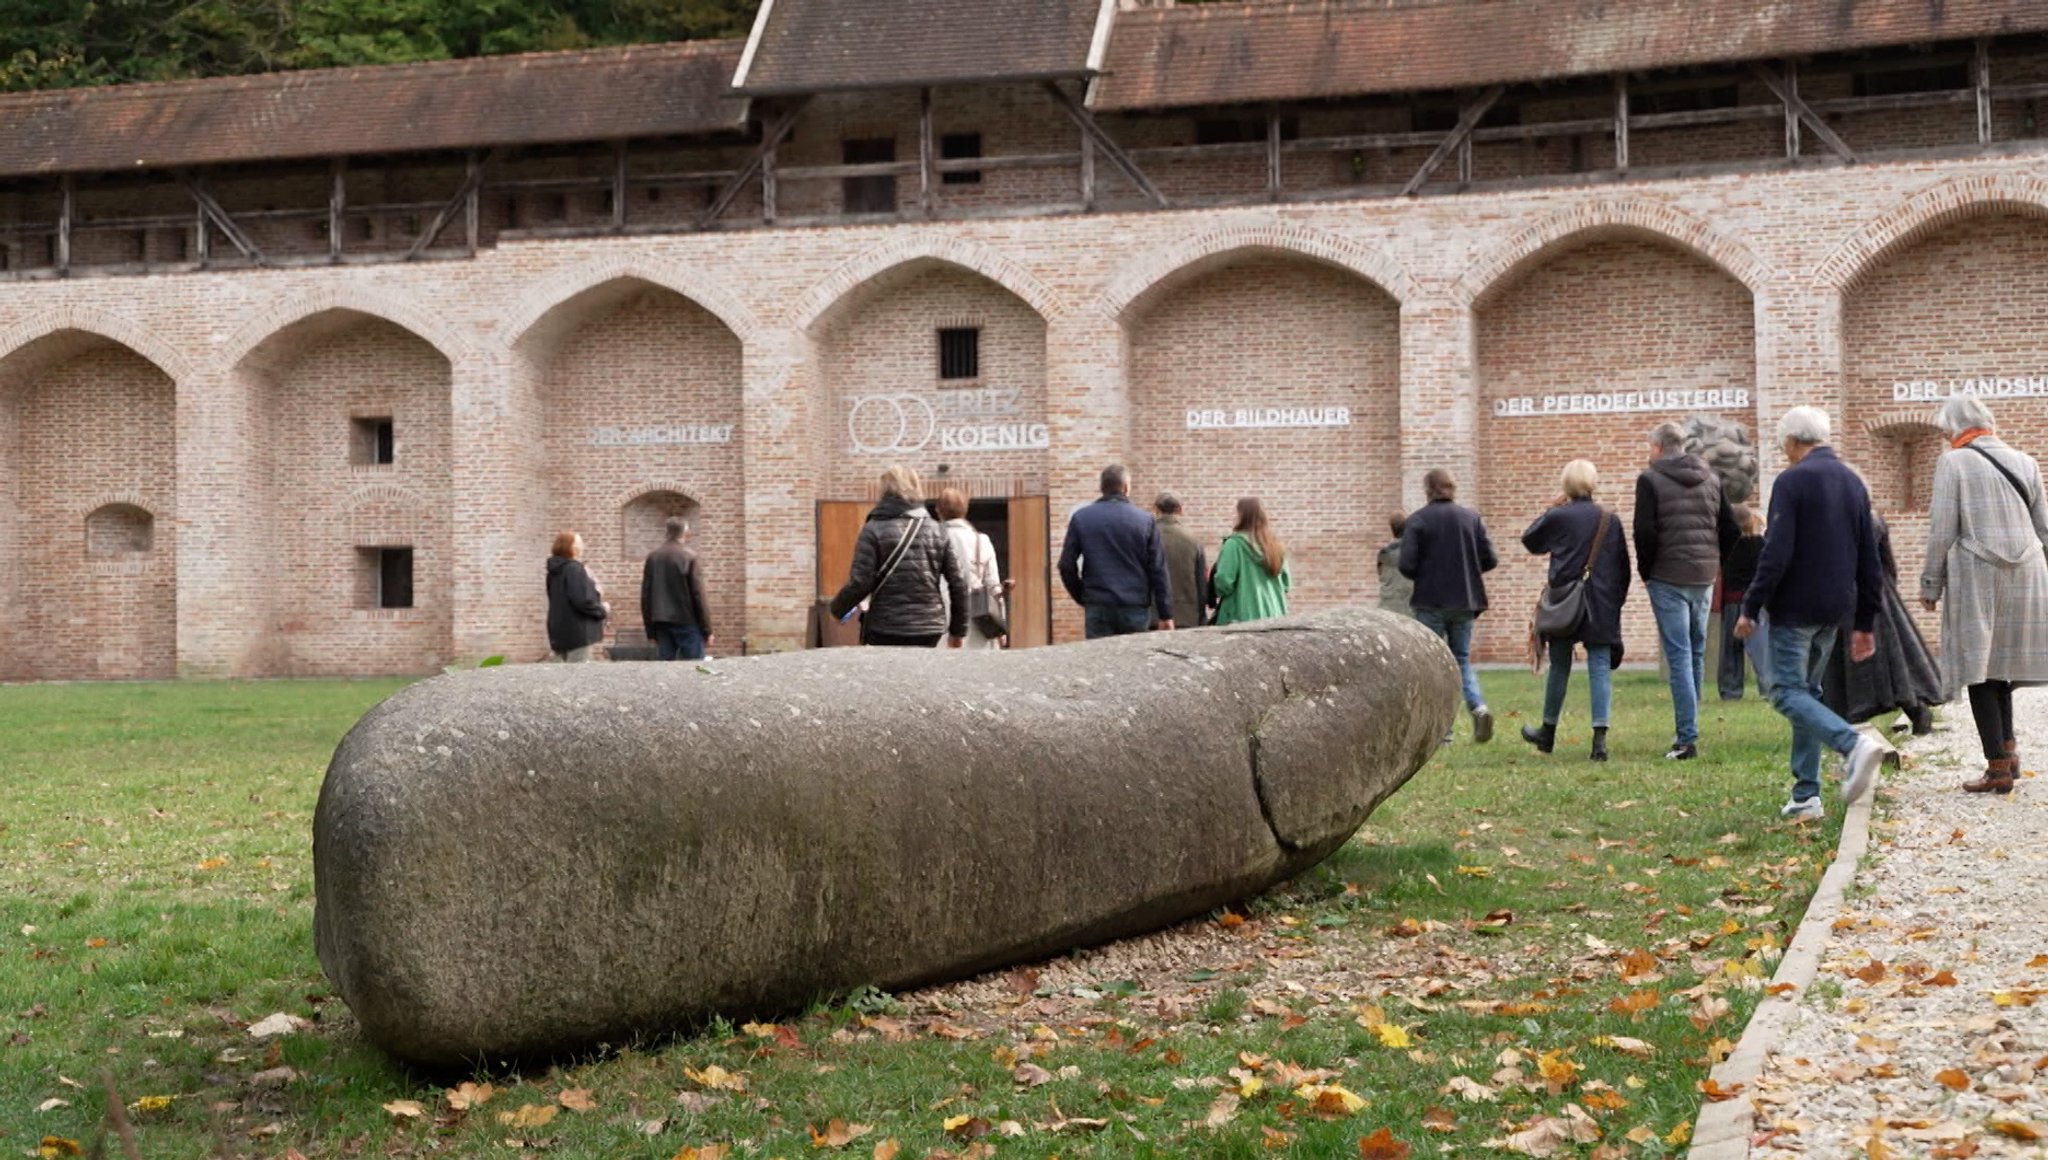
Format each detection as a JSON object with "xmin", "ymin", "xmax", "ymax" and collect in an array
[
  {"xmin": 1399, "ymin": 468, "xmax": 1498, "ymax": 742},
  {"xmin": 1735, "ymin": 405, "xmax": 1895, "ymax": 821},
  {"xmin": 1059, "ymin": 465, "xmax": 1175, "ymax": 639}
]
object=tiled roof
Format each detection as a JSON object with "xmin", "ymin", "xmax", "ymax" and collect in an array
[
  {"xmin": 1094, "ymin": 0, "xmax": 2048, "ymax": 111},
  {"xmin": 0, "ymin": 39, "xmax": 746, "ymax": 178},
  {"xmin": 736, "ymin": 0, "xmax": 1104, "ymax": 94}
]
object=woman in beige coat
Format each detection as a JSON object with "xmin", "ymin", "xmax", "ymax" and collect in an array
[
  {"xmin": 1920, "ymin": 395, "xmax": 2048, "ymax": 794},
  {"xmin": 934, "ymin": 487, "xmax": 1008, "ymax": 649}
]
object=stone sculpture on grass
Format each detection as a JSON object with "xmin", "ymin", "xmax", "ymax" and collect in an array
[{"xmin": 313, "ymin": 607, "xmax": 1457, "ymax": 1065}]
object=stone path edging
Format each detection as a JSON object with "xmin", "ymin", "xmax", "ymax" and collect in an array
[{"xmin": 1688, "ymin": 739, "xmax": 1883, "ymax": 1160}]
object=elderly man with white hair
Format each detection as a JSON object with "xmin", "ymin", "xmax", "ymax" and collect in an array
[
  {"xmin": 1734, "ymin": 405, "xmax": 1895, "ymax": 821},
  {"xmin": 1920, "ymin": 394, "xmax": 2048, "ymax": 795}
]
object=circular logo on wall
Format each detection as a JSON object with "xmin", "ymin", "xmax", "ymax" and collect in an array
[{"xmin": 848, "ymin": 394, "xmax": 938, "ymax": 455}]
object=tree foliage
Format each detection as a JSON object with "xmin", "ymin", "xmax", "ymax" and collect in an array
[{"xmin": 0, "ymin": 0, "xmax": 762, "ymax": 91}]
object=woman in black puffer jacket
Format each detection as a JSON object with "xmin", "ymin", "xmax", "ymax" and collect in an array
[{"xmin": 829, "ymin": 465, "xmax": 968, "ymax": 648}]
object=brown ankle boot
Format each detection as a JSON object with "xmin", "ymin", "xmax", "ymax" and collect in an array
[{"xmin": 1963, "ymin": 757, "xmax": 2017, "ymax": 795}]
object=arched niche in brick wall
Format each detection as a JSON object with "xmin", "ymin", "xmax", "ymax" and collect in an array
[
  {"xmin": 1120, "ymin": 247, "xmax": 1403, "ymax": 621},
  {"xmin": 513, "ymin": 278, "xmax": 746, "ymax": 651},
  {"xmin": 619, "ymin": 489, "xmax": 701, "ymax": 562},
  {"xmin": 807, "ymin": 256, "xmax": 1053, "ymax": 503},
  {"xmin": 1839, "ymin": 205, "xmax": 2048, "ymax": 616},
  {"xmin": 231, "ymin": 309, "xmax": 456, "ymax": 677},
  {"xmin": 1471, "ymin": 226, "xmax": 1759, "ymax": 666},
  {"xmin": 0, "ymin": 331, "xmax": 179, "ymax": 681}
]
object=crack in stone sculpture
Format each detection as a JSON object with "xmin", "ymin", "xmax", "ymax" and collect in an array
[{"xmin": 313, "ymin": 607, "xmax": 1457, "ymax": 1065}]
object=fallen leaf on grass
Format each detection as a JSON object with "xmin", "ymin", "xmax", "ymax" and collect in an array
[
  {"xmin": 669, "ymin": 1146, "xmax": 729, "ymax": 1160},
  {"xmin": 246, "ymin": 1012, "xmax": 308, "ymax": 1040},
  {"xmin": 37, "ymin": 1139, "xmax": 81, "ymax": 1159},
  {"xmin": 1455, "ymin": 865, "xmax": 1492, "ymax": 878},
  {"xmin": 497, "ymin": 1104, "xmax": 558, "ymax": 1130},
  {"xmin": 446, "ymin": 1082, "xmax": 495, "ymax": 1110},
  {"xmin": 808, "ymin": 1119, "xmax": 873, "ymax": 1148},
  {"xmin": 942, "ymin": 1115, "xmax": 991, "ymax": 1140},
  {"xmin": 1618, "ymin": 949, "xmax": 1659, "ymax": 980},
  {"xmin": 1364, "ymin": 1020, "xmax": 1412, "ymax": 1049},
  {"xmin": 683, "ymin": 1065, "xmax": 748, "ymax": 1092},
  {"xmin": 1608, "ymin": 989, "xmax": 1659, "ymax": 1015},
  {"xmin": 1013, "ymin": 1063, "xmax": 1054, "ymax": 1087},
  {"xmin": 1356, "ymin": 1126, "xmax": 1411, "ymax": 1159},
  {"xmin": 382, "ymin": 1099, "xmax": 425, "ymax": 1120},
  {"xmin": 1592, "ymin": 1035, "xmax": 1653, "ymax": 1057},
  {"xmin": 1440, "ymin": 1076, "xmax": 1497, "ymax": 1103},
  {"xmin": 36, "ymin": 1099, "xmax": 69, "ymax": 1113},
  {"xmin": 1421, "ymin": 1106, "xmax": 1457, "ymax": 1132},
  {"xmin": 1202, "ymin": 1092, "xmax": 1241, "ymax": 1128},
  {"xmin": 871, "ymin": 1141, "xmax": 901, "ymax": 1160},
  {"xmin": 1536, "ymin": 1050, "xmax": 1579, "ymax": 1093},
  {"xmin": 1933, "ymin": 1069, "xmax": 1970, "ymax": 1092},
  {"xmin": 557, "ymin": 1087, "xmax": 596, "ymax": 1112},
  {"xmin": 1299, "ymin": 1084, "xmax": 1366, "ymax": 1118},
  {"xmin": 129, "ymin": 1095, "xmax": 174, "ymax": 1113},
  {"xmin": 196, "ymin": 857, "xmax": 229, "ymax": 871}
]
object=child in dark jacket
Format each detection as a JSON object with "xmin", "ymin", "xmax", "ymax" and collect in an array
[{"xmin": 1716, "ymin": 505, "xmax": 1765, "ymax": 699}]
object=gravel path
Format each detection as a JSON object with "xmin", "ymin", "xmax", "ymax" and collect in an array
[{"xmin": 1740, "ymin": 689, "xmax": 2048, "ymax": 1158}]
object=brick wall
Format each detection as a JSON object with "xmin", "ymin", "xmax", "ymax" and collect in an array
[
  {"xmin": 1126, "ymin": 253, "xmax": 1402, "ymax": 615},
  {"xmin": 1476, "ymin": 236, "xmax": 1758, "ymax": 664},
  {"xmin": 1, "ymin": 143, "xmax": 2047, "ymax": 678}
]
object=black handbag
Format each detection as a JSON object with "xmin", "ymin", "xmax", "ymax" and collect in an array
[
  {"xmin": 968, "ymin": 534, "xmax": 1008, "ymax": 638},
  {"xmin": 1533, "ymin": 507, "xmax": 1612, "ymax": 641}
]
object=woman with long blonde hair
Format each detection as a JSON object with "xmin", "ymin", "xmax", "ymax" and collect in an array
[{"xmin": 1210, "ymin": 497, "xmax": 1290, "ymax": 625}]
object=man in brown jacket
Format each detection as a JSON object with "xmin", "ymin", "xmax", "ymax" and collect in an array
[
  {"xmin": 1154, "ymin": 494, "xmax": 1208, "ymax": 628},
  {"xmin": 642, "ymin": 517, "xmax": 714, "ymax": 660}
]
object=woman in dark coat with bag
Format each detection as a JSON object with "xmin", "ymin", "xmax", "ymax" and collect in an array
[
  {"xmin": 1821, "ymin": 513, "xmax": 1941, "ymax": 734},
  {"xmin": 828, "ymin": 464, "xmax": 969, "ymax": 648},
  {"xmin": 1519, "ymin": 459, "xmax": 1633, "ymax": 761}
]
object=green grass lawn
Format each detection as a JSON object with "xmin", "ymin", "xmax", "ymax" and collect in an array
[{"xmin": 0, "ymin": 671, "xmax": 1843, "ymax": 1159}]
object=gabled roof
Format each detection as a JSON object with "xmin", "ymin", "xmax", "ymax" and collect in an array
[
  {"xmin": 1094, "ymin": 0, "xmax": 2048, "ymax": 111},
  {"xmin": 735, "ymin": 0, "xmax": 1107, "ymax": 95},
  {"xmin": 0, "ymin": 39, "xmax": 746, "ymax": 179}
]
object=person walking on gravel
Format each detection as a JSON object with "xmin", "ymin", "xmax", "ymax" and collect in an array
[
  {"xmin": 1735, "ymin": 406, "xmax": 1895, "ymax": 821},
  {"xmin": 1920, "ymin": 395, "xmax": 2048, "ymax": 795}
]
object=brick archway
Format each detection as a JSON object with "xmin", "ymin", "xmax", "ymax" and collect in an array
[
  {"xmin": 213, "ymin": 284, "xmax": 477, "ymax": 374},
  {"xmin": 1098, "ymin": 221, "xmax": 1418, "ymax": 321},
  {"xmin": 787, "ymin": 234, "xmax": 1065, "ymax": 333},
  {"xmin": 496, "ymin": 255, "xmax": 764, "ymax": 351},
  {"xmin": 0, "ymin": 307, "xmax": 197, "ymax": 385},
  {"xmin": 1815, "ymin": 173, "xmax": 2048, "ymax": 294},
  {"xmin": 1455, "ymin": 198, "xmax": 1775, "ymax": 309}
]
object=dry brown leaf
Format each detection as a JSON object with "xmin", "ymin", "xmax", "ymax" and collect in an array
[
  {"xmin": 1868, "ymin": 1138, "xmax": 1895, "ymax": 1160},
  {"xmin": 1931, "ymin": 1139, "xmax": 1981, "ymax": 1158},
  {"xmin": 497, "ymin": 1104, "xmax": 558, "ymax": 1130},
  {"xmin": 557, "ymin": 1087, "xmax": 596, "ymax": 1112},
  {"xmin": 1933, "ymin": 1069, "xmax": 1970, "ymax": 1092},
  {"xmin": 1421, "ymin": 1106, "xmax": 1457, "ymax": 1133},
  {"xmin": 1987, "ymin": 1120, "xmax": 2045, "ymax": 1141},
  {"xmin": 870, "ymin": 1140, "xmax": 901, "ymax": 1160},
  {"xmin": 445, "ymin": 1082, "xmax": 494, "ymax": 1111},
  {"xmin": 1203, "ymin": 1092, "xmax": 1241, "ymax": 1129},
  {"xmin": 1927, "ymin": 969, "xmax": 1959, "ymax": 986},
  {"xmin": 1013, "ymin": 1062, "xmax": 1053, "ymax": 1087},
  {"xmin": 1491, "ymin": 1116, "xmax": 1572, "ymax": 1157},
  {"xmin": 1536, "ymin": 1050, "xmax": 1579, "ymax": 1093},
  {"xmin": 381, "ymin": 1099, "xmax": 424, "ymax": 1120},
  {"xmin": 808, "ymin": 1119, "xmax": 873, "ymax": 1148},
  {"xmin": 683, "ymin": 1065, "xmax": 748, "ymax": 1092},
  {"xmin": 1356, "ymin": 1126, "xmax": 1412, "ymax": 1159},
  {"xmin": 943, "ymin": 1115, "xmax": 992, "ymax": 1140},
  {"xmin": 1609, "ymin": 989, "xmax": 1659, "ymax": 1016},
  {"xmin": 669, "ymin": 1146, "xmax": 730, "ymax": 1160},
  {"xmin": 1618, "ymin": 949, "xmax": 1659, "ymax": 980},
  {"xmin": 1698, "ymin": 1079, "xmax": 1744, "ymax": 1102},
  {"xmin": 1853, "ymin": 960, "xmax": 1888, "ymax": 984},
  {"xmin": 1441, "ymin": 1076, "xmax": 1497, "ymax": 1103}
]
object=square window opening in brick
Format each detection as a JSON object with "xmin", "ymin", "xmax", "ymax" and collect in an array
[
  {"xmin": 351, "ymin": 417, "xmax": 395, "ymax": 466},
  {"xmin": 938, "ymin": 327, "xmax": 981, "ymax": 381},
  {"xmin": 86, "ymin": 503, "xmax": 153, "ymax": 558},
  {"xmin": 940, "ymin": 133, "xmax": 983, "ymax": 185},
  {"xmin": 842, "ymin": 137, "xmax": 898, "ymax": 215},
  {"xmin": 357, "ymin": 547, "xmax": 415, "ymax": 609}
]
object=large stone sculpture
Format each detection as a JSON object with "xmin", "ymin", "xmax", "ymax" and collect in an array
[
  {"xmin": 1683, "ymin": 412, "xmax": 1760, "ymax": 505},
  {"xmin": 313, "ymin": 608, "xmax": 1456, "ymax": 1065}
]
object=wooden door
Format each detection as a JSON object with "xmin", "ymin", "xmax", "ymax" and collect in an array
[
  {"xmin": 1006, "ymin": 496, "xmax": 1051, "ymax": 648},
  {"xmin": 816, "ymin": 501, "xmax": 869, "ymax": 599},
  {"xmin": 813, "ymin": 501, "xmax": 870, "ymax": 648}
]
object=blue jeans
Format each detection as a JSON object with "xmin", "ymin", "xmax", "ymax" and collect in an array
[
  {"xmin": 653, "ymin": 624, "xmax": 705, "ymax": 661},
  {"xmin": 1542, "ymin": 640, "xmax": 1613, "ymax": 727},
  {"xmin": 1085, "ymin": 604, "xmax": 1154, "ymax": 639},
  {"xmin": 1765, "ymin": 622, "xmax": 1861, "ymax": 803},
  {"xmin": 1647, "ymin": 581, "xmax": 1712, "ymax": 745},
  {"xmin": 1413, "ymin": 608, "xmax": 1485, "ymax": 711}
]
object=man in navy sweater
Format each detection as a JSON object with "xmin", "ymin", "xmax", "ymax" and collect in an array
[
  {"xmin": 1734, "ymin": 405, "xmax": 1895, "ymax": 821},
  {"xmin": 1059, "ymin": 465, "xmax": 1175, "ymax": 639}
]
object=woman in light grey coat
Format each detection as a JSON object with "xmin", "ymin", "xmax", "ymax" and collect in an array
[{"xmin": 1920, "ymin": 395, "xmax": 2048, "ymax": 794}]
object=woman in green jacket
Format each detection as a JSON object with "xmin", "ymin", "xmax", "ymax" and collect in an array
[{"xmin": 1211, "ymin": 497, "xmax": 1291, "ymax": 625}]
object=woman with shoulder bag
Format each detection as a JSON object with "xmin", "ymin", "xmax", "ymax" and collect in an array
[
  {"xmin": 934, "ymin": 487, "xmax": 1010, "ymax": 649},
  {"xmin": 828, "ymin": 465, "xmax": 969, "ymax": 648},
  {"xmin": 1519, "ymin": 459, "xmax": 1633, "ymax": 761}
]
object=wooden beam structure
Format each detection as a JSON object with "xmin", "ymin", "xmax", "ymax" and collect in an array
[
  {"xmin": 700, "ymin": 98, "xmax": 808, "ymax": 229},
  {"xmin": 919, "ymin": 87, "xmax": 937, "ymax": 217},
  {"xmin": 329, "ymin": 160, "xmax": 347, "ymax": 260},
  {"xmin": 1043, "ymin": 81, "xmax": 1167, "ymax": 208},
  {"xmin": 1783, "ymin": 60, "xmax": 1802, "ymax": 159},
  {"xmin": 1750, "ymin": 62, "xmax": 1858, "ymax": 163},
  {"xmin": 182, "ymin": 174, "xmax": 266, "ymax": 263},
  {"xmin": 1266, "ymin": 110, "xmax": 1283, "ymax": 198},
  {"xmin": 56, "ymin": 175, "xmax": 72, "ymax": 275},
  {"xmin": 1614, "ymin": 75, "xmax": 1629, "ymax": 172},
  {"xmin": 407, "ymin": 150, "xmax": 492, "ymax": 259},
  {"xmin": 1402, "ymin": 84, "xmax": 1505, "ymax": 195},
  {"xmin": 1976, "ymin": 39, "xmax": 1995, "ymax": 145},
  {"xmin": 611, "ymin": 141, "xmax": 629, "ymax": 230}
]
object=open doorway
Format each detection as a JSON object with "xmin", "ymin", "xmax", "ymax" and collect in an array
[{"xmin": 814, "ymin": 495, "xmax": 1049, "ymax": 647}]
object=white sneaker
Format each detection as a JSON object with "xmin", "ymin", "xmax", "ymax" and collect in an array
[
  {"xmin": 1841, "ymin": 735, "xmax": 1894, "ymax": 805},
  {"xmin": 1779, "ymin": 795, "xmax": 1824, "ymax": 822}
]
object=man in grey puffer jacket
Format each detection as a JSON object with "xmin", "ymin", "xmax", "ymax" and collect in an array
[{"xmin": 1634, "ymin": 420, "xmax": 1740, "ymax": 760}]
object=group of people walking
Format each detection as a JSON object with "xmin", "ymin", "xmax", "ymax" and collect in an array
[
  {"xmin": 541, "ymin": 396, "xmax": 2047, "ymax": 815},
  {"xmin": 1382, "ymin": 398, "xmax": 2048, "ymax": 816}
]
